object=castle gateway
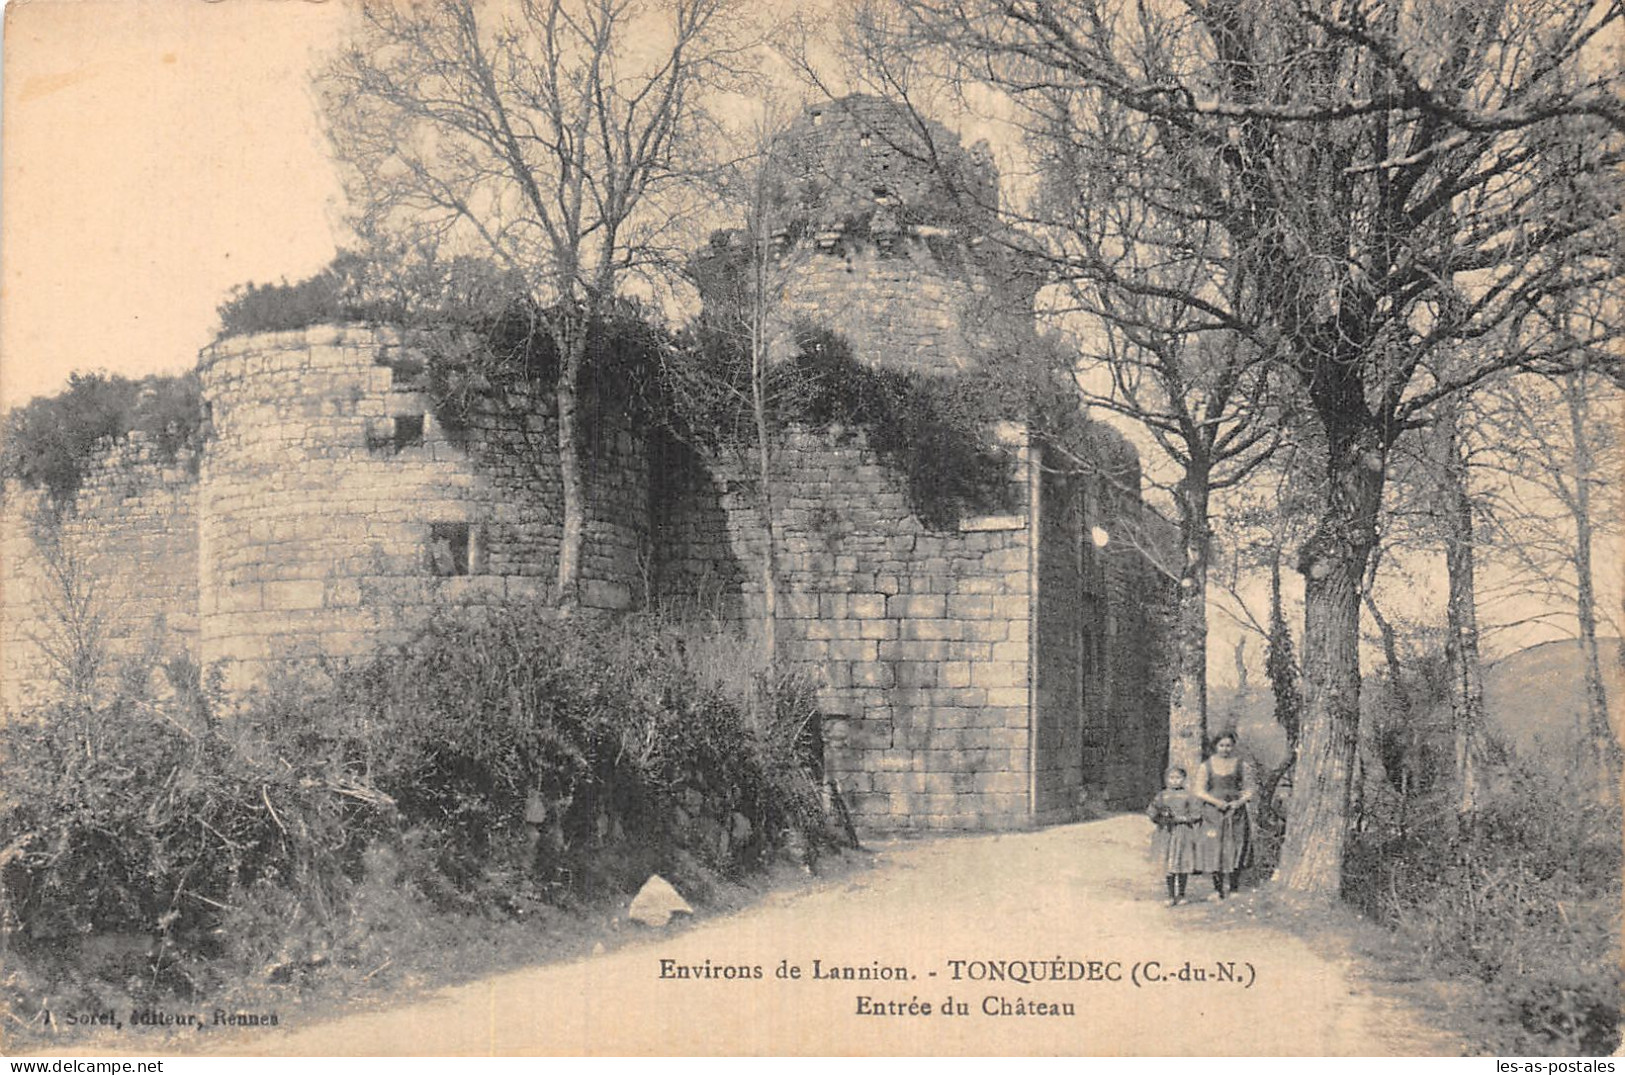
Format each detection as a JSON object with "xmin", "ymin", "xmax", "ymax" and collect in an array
[{"xmin": 2, "ymin": 96, "xmax": 1169, "ymax": 831}]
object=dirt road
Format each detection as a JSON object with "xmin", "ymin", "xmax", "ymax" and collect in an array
[{"xmin": 191, "ymin": 815, "xmax": 1462, "ymax": 1056}]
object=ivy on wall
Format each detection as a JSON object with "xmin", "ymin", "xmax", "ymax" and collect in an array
[{"xmin": 671, "ymin": 322, "xmax": 1019, "ymax": 531}]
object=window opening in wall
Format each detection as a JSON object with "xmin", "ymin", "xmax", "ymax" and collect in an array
[
  {"xmin": 393, "ymin": 414, "xmax": 426, "ymax": 450},
  {"xmin": 390, "ymin": 358, "xmax": 426, "ymax": 387},
  {"xmin": 428, "ymin": 522, "xmax": 471, "ymax": 576}
]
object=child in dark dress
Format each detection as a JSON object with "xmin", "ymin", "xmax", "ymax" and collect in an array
[{"xmin": 1146, "ymin": 766, "xmax": 1202, "ymax": 906}]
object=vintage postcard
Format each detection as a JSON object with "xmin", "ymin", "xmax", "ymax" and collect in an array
[{"xmin": 2, "ymin": 0, "xmax": 1620, "ymax": 1058}]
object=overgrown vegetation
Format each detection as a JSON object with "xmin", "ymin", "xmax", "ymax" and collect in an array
[
  {"xmin": 213, "ymin": 250, "xmax": 521, "ymax": 339},
  {"xmin": 421, "ymin": 297, "xmax": 667, "ymax": 451},
  {"xmin": 216, "ymin": 250, "xmax": 665, "ymax": 452},
  {"xmin": 0, "ymin": 609, "xmax": 842, "ymax": 1046},
  {"xmin": 783, "ymin": 326, "xmax": 1016, "ymax": 528},
  {"xmin": 219, "ymin": 252, "xmax": 1012, "ymax": 531},
  {"xmin": 1343, "ymin": 688, "xmax": 1622, "ymax": 1056},
  {"xmin": 674, "ymin": 322, "xmax": 1016, "ymax": 529},
  {"xmin": 0, "ymin": 372, "xmax": 204, "ymax": 511}
]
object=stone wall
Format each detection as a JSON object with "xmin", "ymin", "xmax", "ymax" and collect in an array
[
  {"xmin": 195, "ymin": 324, "xmax": 648, "ymax": 690},
  {"xmin": 1033, "ymin": 456, "xmax": 1089, "ymax": 821},
  {"xmin": 671, "ymin": 92, "xmax": 1171, "ymax": 829},
  {"xmin": 1094, "ymin": 475, "xmax": 1171, "ymax": 809},
  {"xmin": 656, "ymin": 424, "xmax": 1168, "ymax": 830},
  {"xmin": 1, "ymin": 436, "xmax": 200, "ymax": 709},
  {"xmin": 1, "ymin": 90, "xmax": 1172, "ymax": 834},
  {"xmin": 656, "ymin": 426, "xmax": 1036, "ymax": 830},
  {"xmin": 757, "ymin": 241, "xmax": 1020, "ymax": 377}
]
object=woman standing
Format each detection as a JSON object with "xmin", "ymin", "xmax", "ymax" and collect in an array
[{"xmin": 1195, "ymin": 731, "xmax": 1254, "ymax": 899}]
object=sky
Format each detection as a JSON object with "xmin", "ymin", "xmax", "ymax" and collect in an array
[
  {"xmin": 2, "ymin": 0, "xmax": 353, "ymax": 410},
  {"xmin": 0, "ymin": 0, "xmax": 1615, "ymax": 686}
]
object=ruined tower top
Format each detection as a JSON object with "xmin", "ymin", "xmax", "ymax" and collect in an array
[
  {"xmin": 763, "ymin": 94, "xmax": 1001, "ymax": 243},
  {"xmin": 692, "ymin": 95, "xmax": 1035, "ymax": 377}
]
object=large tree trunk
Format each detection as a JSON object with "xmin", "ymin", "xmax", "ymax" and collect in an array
[
  {"xmin": 1275, "ymin": 426, "xmax": 1385, "ymax": 897},
  {"xmin": 1259, "ymin": 554, "xmax": 1302, "ymax": 825},
  {"xmin": 1166, "ymin": 470, "xmax": 1211, "ymax": 776},
  {"xmin": 1441, "ymin": 403, "xmax": 1487, "ymax": 815}
]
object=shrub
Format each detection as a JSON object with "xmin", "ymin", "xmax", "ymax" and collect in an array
[
  {"xmin": 0, "ymin": 668, "xmax": 391, "ymax": 1015},
  {"xmin": 1345, "ymin": 760, "xmax": 1622, "ymax": 1055},
  {"xmin": 0, "ymin": 609, "xmax": 840, "ymax": 1043},
  {"xmin": 1, "ymin": 372, "xmax": 204, "ymax": 510},
  {"xmin": 321, "ymin": 607, "xmax": 837, "ymax": 903},
  {"xmin": 213, "ymin": 250, "xmax": 523, "ymax": 338}
]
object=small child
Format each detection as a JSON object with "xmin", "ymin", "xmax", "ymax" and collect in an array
[{"xmin": 1146, "ymin": 767, "xmax": 1202, "ymax": 906}]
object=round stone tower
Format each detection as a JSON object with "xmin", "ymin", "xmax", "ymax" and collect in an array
[
  {"xmin": 196, "ymin": 324, "xmax": 647, "ymax": 690},
  {"xmin": 699, "ymin": 93, "xmax": 1039, "ymax": 374}
]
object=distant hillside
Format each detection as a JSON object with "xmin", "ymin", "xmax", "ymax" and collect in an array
[
  {"xmin": 1206, "ymin": 638, "xmax": 1623, "ymax": 771},
  {"xmin": 1482, "ymin": 638, "xmax": 1624, "ymax": 763}
]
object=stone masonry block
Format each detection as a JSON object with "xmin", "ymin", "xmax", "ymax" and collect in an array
[
  {"xmin": 998, "ymin": 707, "xmax": 1030, "ymax": 728},
  {"xmin": 887, "ymin": 594, "xmax": 945, "ymax": 618},
  {"xmin": 926, "ymin": 707, "xmax": 972, "ymax": 730},
  {"xmin": 963, "ymin": 621, "xmax": 1010, "ymax": 643},
  {"xmin": 975, "ymin": 771, "xmax": 1028, "ymax": 794},
  {"xmin": 848, "ymin": 594, "xmax": 886, "ymax": 618},
  {"xmin": 990, "ymin": 595, "xmax": 1030, "ymax": 619},
  {"xmin": 852, "ymin": 663, "xmax": 895, "ymax": 688},
  {"xmin": 889, "ymin": 686, "xmax": 933, "ymax": 708},
  {"xmin": 857, "ymin": 618, "xmax": 898, "ymax": 640},
  {"xmin": 879, "ymin": 639, "xmax": 952, "ymax": 662},
  {"xmin": 263, "ymin": 579, "xmax": 324, "ymax": 611},
  {"xmin": 899, "ymin": 618, "xmax": 958, "ymax": 641},
  {"xmin": 971, "ymin": 661, "xmax": 1025, "ymax": 688},
  {"xmin": 894, "ymin": 661, "xmax": 938, "ymax": 689},
  {"xmin": 946, "ymin": 595, "xmax": 997, "ymax": 619},
  {"xmin": 991, "ymin": 641, "xmax": 1028, "ymax": 662}
]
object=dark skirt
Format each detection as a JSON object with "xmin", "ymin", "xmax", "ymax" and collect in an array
[
  {"xmin": 1152, "ymin": 821, "xmax": 1201, "ymax": 874},
  {"xmin": 1196, "ymin": 802, "xmax": 1253, "ymax": 874}
]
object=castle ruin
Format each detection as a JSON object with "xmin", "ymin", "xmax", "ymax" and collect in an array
[{"xmin": 2, "ymin": 95, "xmax": 1169, "ymax": 831}]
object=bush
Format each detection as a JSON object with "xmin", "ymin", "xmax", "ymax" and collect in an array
[
  {"xmin": 213, "ymin": 250, "xmax": 523, "ymax": 338},
  {"xmin": 0, "ymin": 666, "xmax": 390, "ymax": 1016},
  {"xmin": 0, "ymin": 609, "xmax": 840, "ymax": 1042},
  {"xmin": 1, "ymin": 372, "xmax": 204, "ymax": 510},
  {"xmin": 1345, "ymin": 761, "xmax": 1622, "ymax": 1055},
  {"xmin": 321, "ymin": 608, "xmax": 837, "ymax": 903}
]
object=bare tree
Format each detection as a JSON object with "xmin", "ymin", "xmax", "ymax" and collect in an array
[
  {"xmin": 668, "ymin": 105, "xmax": 803, "ymax": 666},
  {"xmin": 854, "ymin": 0, "xmax": 1624, "ymax": 896},
  {"xmin": 1078, "ymin": 324, "xmax": 1281, "ymax": 777},
  {"xmin": 322, "ymin": 0, "xmax": 747, "ymax": 607},
  {"xmin": 1477, "ymin": 349, "xmax": 1624, "ymax": 785},
  {"xmin": 24, "ymin": 521, "xmax": 112, "ymax": 710},
  {"xmin": 1437, "ymin": 397, "xmax": 1490, "ymax": 814}
]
